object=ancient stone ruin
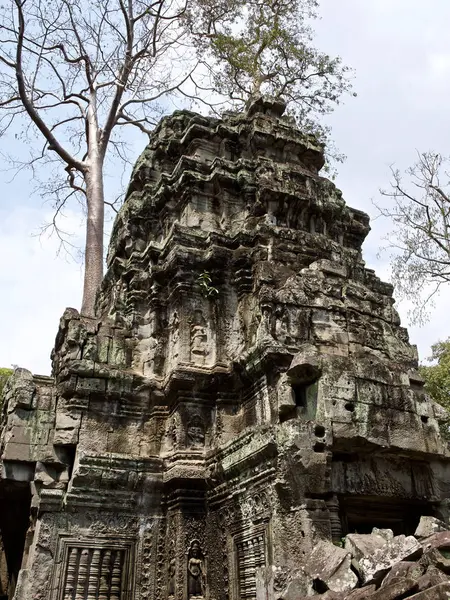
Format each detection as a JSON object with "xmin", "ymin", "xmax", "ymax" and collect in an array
[{"xmin": 1, "ymin": 96, "xmax": 450, "ymax": 600}]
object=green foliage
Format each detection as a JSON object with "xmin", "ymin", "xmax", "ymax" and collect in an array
[
  {"xmin": 420, "ymin": 339, "xmax": 450, "ymax": 412},
  {"xmin": 197, "ymin": 271, "xmax": 219, "ymax": 298},
  {"xmin": 0, "ymin": 368, "xmax": 13, "ymax": 405},
  {"xmin": 190, "ymin": 0, "xmax": 353, "ymax": 154}
]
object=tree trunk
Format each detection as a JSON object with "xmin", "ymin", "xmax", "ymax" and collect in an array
[{"xmin": 81, "ymin": 160, "xmax": 105, "ymax": 317}]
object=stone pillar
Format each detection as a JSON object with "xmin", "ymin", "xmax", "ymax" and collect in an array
[{"xmin": 327, "ymin": 495, "xmax": 343, "ymax": 544}]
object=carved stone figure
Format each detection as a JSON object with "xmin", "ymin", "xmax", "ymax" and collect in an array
[
  {"xmin": 169, "ymin": 310, "xmax": 180, "ymax": 360},
  {"xmin": 190, "ymin": 311, "xmax": 210, "ymax": 364},
  {"xmin": 186, "ymin": 415, "xmax": 205, "ymax": 448},
  {"xmin": 187, "ymin": 541, "xmax": 205, "ymax": 600},
  {"xmin": 168, "ymin": 556, "xmax": 176, "ymax": 596},
  {"xmin": 191, "ymin": 325, "xmax": 207, "ymax": 356},
  {"xmin": 142, "ymin": 336, "xmax": 159, "ymax": 376},
  {"xmin": 167, "ymin": 413, "xmax": 181, "ymax": 450}
]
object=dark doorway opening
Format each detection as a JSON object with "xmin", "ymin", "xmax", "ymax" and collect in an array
[
  {"xmin": 0, "ymin": 481, "xmax": 31, "ymax": 599},
  {"xmin": 339, "ymin": 495, "xmax": 435, "ymax": 537}
]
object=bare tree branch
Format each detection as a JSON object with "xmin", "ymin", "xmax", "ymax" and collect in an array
[{"xmin": 377, "ymin": 152, "xmax": 450, "ymax": 324}]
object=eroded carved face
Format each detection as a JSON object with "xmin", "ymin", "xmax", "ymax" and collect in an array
[{"xmin": 188, "ymin": 425, "xmax": 204, "ymax": 445}]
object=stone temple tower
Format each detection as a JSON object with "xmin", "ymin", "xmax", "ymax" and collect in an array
[{"xmin": 1, "ymin": 97, "xmax": 450, "ymax": 600}]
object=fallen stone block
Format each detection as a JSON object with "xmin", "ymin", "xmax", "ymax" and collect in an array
[
  {"xmin": 421, "ymin": 531, "xmax": 450, "ymax": 552},
  {"xmin": 419, "ymin": 548, "xmax": 450, "ymax": 574},
  {"xmin": 415, "ymin": 516, "xmax": 450, "ymax": 538},
  {"xmin": 363, "ymin": 577, "xmax": 418, "ymax": 600},
  {"xmin": 416, "ymin": 565, "xmax": 449, "ymax": 593},
  {"xmin": 357, "ymin": 535, "xmax": 422, "ymax": 584},
  {"xmin": 306, "ymin": 541, "xmax": 358, "ymax": 593},
  {"xmin": 280, "ymin": 572, "xmax": 313, "ymax": 600},
  {"xmin": 344, "ymin": 532, "xmax": 387, "ymax": 562},
  {"xmin": 293, "ymin": 591, "xmax": 345, "ymax": 600},
  {"xmin": 406, "ymin": 582, "xmax": 450, "ymax": 599},
  {"xmin": 371, "ymin": 528, "xmax": 394, "ymax": 541},
  {"xmin": 380, "ymin": 560, "xmax": 424, "ymax": 588},
  {"xmin": 317, "ymin": 592, "xmax": 343, "ymax": 600},
  {"xmin": 345, "ymin": 585, "xmax": 377, "ymax": 599}
]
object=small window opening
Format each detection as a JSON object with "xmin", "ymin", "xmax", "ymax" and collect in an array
[
  {"xmin": 280, "ymin": 380, "xmax": 319, "ymax": 423},
  {"xmin": 315, "ymin": 425, "xmax": 326, "ymax": 438},
  {"xmin": 292, "ymin": 383, "xmax": 307, "ymax": 408}
]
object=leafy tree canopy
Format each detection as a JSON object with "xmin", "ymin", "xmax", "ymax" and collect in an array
[
  {"xmin": 420, "ymin": 339, "xmax": 450, "ymax": 412},
  {"xmin": 0, "ymin": 368, "xmax": 13, "ymax": 404},
  {"xmin": 191, "ymin": 0, "xmax": 353, "ymax": 150}
]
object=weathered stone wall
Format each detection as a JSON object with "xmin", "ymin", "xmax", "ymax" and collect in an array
[{"xmin": 1, "ymin": 96, "xmax": 450, "ymax": 600}]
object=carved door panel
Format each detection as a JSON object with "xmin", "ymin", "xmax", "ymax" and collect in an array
[
  {"xmin": 232, "ymin": 527, "xmax": 268, "ymax": 600},
  {"xmin": 63, "ymin": 547, "xmax": 124, "ymax": 600},
  {"xmin": 52, "ymin": 536, "xmax": 136, "ymax": 600}
]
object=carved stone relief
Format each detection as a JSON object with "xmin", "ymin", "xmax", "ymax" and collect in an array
[
  {"xmin": 190, "ymin": 311, "xmax": 210, "ymax": 365},
  {"xmin": 233, "ymin": 528, "xmax": 267, "ymax": 600},
  {"xmin": 63, "ymin": 547, "xmax": 124, "ymax": 600},
  {"xmin": 186, "ymin": 414, "xmax": 205, "ymax": 449},
  {"xmin": 53, "ymin": 535, "xmax": 136, "ymax": 600},
  {"xmin": 168, "ymin": 540, "xmax": 176, "ymax": 598},
  {"xmin": 169, "ymin": 310, "xmax": 181, "ymax": 362},
  {"xmin": 219, "ymin": 489, "xmax": 273, "ymax": 529},
  {"xmin": 255, "ymin": 305, "xmax": 274, "ymax": 346},
  {"xmin": 161, "ymin": 413, "xmax": 182, "ymax": 454},
  {"xmin": 187, "ymin": 540, "xmax": 206, "ymax": 600}
]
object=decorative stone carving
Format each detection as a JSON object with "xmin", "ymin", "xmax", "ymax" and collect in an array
[
  {"xmin": 234, "ymin": 529, "xmax": 267, "ymax": 600},
  {"xmin": 167, "ymin": 412, "xmax": 181, "ymax": 451},
  {"xmin": 187, "ymin": 415, "xmax": 205, "ymax": 449},
  {"xmin": 168, "ymin": 548, "xmax": 176, "ymax": 597},
  {"xmin": 61, "ymin": 547, "xmax": 124, "ymax": 600},
  {"xmin": 190, "ymin": 311, "xmax": 210, "ymax": 365},
  {"xmin": 187, "ymin": 540, "xmax": 206, "ymax": 600},
  {"xmin": 169, "ymin": 310, "xmax": 180, "ymax": 361}
]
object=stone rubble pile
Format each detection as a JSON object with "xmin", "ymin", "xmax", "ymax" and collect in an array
[{"xmin": 292, "ymin": 517, "xmax": 450, "ymax": 599}]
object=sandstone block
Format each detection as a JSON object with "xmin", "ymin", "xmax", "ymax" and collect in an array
[
  {"xmin": 366, "ymin": 577, "xmax": 419, "ymax": 600},
  {"xmin": 419, "ymin": 548, "xmax": 450, "ymax": 573},
  {"xmin": 345, "ymin": 586, "xmax": 377, "ymax": 599},
  {"xmin": 280, "ymin": 571, "xmax": 313, "ymax": 600},
  {"xmin": 306, "ymin": 541, "xmax": 358, "ymax": 593},
  {"xmin": 416, "ymin": 565, "xmax": 449, "ymax": 592},
  {"xmin": 380, "ymin": 560, "xmax": 424, "ymax": 589},
  {"xmin": 344, "ymin": 532, "xmax": 387, "ymax": 562},
  {"xmin": 2, "ymin": 441, "xmax": 33, "ymax": 461},
  {"xmin": 406, "ymin": 582, "xmax": 450, "ymax": 599},
  {"xmin": 421, "ymin": 531, "xmax": 450, "ymax": 552},
  {"xmin": 415, "ymin": 516, "xmax": 450, "ymax": 538},
  {"xmin": 357, "ymin": 535, "xmax": 422, "ymax": 584}
]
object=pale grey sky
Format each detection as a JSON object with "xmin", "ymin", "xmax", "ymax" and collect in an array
[{"xmin": 1, "ymin": 0, "xmax": 449, "ymax": 374}]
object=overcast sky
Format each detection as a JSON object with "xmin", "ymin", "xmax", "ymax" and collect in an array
[{"xmin": 1, "ymin": 0, "xmax": 450, "ymax": 375}]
